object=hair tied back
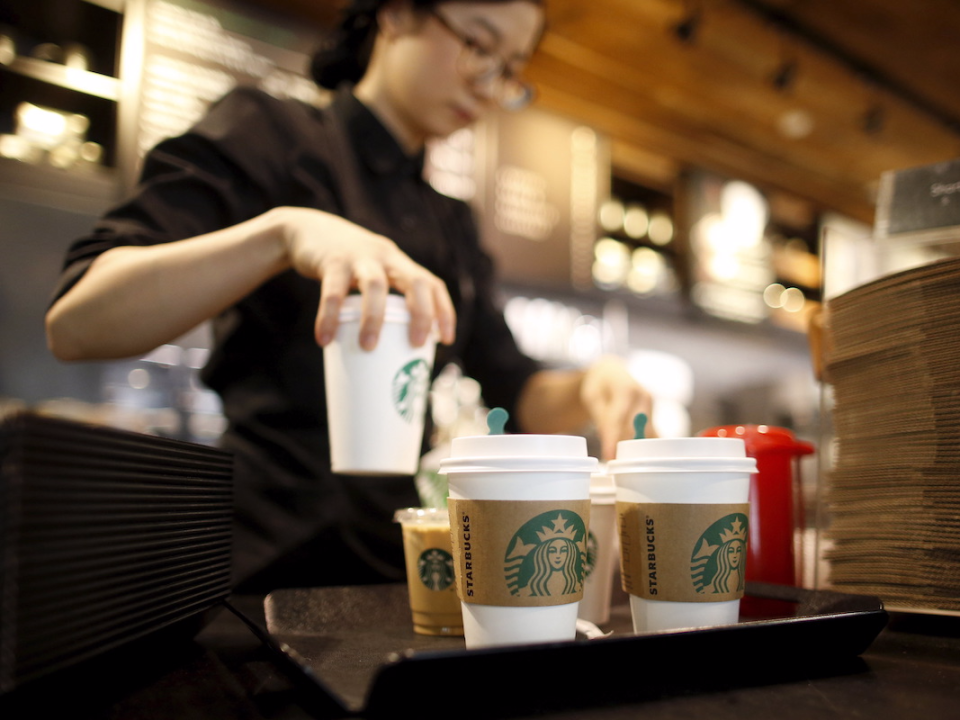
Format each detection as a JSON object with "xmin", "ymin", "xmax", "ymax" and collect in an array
[{"xmin": 310, "ymin": 0, "xmax": 385, "ymax": 90}]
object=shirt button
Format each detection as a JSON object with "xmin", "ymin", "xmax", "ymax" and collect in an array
[{"xmin": 400, "ymin": 215, "xmax": 419, "ymax": 231}]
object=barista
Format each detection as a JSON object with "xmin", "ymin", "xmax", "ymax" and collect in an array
[{"xmin": 46, "ymin": 0, "xmax": 653, "ymax": 591}]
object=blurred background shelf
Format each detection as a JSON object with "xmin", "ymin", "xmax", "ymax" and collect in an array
[{"xmin": 3, "ymin": 56, "xmax": 120, "ymax": 100}]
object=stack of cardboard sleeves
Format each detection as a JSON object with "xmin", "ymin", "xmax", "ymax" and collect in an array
[
  {"xmin": 824, "ymin": 255, "xmax": 960, "ymax": 612},
  {"xmin": 0, "ymin": 411, "xmax": 233, "ymax": 693}
]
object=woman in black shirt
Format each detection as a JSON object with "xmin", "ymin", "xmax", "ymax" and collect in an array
[{"xmin": 47, "ymin": 0, "xmax": 653, "ymax": 591}]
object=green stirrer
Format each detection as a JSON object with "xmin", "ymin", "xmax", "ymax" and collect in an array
[
  {"xmin": 633, "ymin": 412, "xmax": 648, "ymax": 440},
  {"xmin": 487, "ymin": 407, "xmax": 509, "ymax": 435}
]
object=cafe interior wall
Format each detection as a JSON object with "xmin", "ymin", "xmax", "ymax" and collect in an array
[{"xmin": 0, "ymin": 0, "xmax": 831, "ymax": 451}]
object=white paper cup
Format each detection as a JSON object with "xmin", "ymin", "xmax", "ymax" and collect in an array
[
  {"xmin": 324, "ymin": 295, "xmax": 436, "ymax": 476},
  {"xmin": 578, "ymin": 467, "xmax": 619, "ymax": 626},
  {"xmin": 608, "ymin": 437, "xmax": 755, "ymax": 633},
  {"xmin": 439, "ymin": 435, "xmax": 597, "ymax": 649}
]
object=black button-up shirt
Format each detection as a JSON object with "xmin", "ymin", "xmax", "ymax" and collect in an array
[{"xmin": 53, "ymin": 86, "xmax": 540, "ymax": 589}]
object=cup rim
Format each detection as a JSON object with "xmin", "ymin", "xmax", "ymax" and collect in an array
[
  {"xmin": 607, "ymin": 456, "xmax": 757, "ymax": 473},
  {"xmin": 449, "ymin": 433, "xmax": 590, "ymax": 459},
  {"xmin": 339, "ymin": 294, "xmax": 413, "ymax": 325},
  {"xmin": 438, "ymin": 455, "xmax": 599, "ymax": 474},
  {"xmin": 393, "ymin": 506, "xmax": 450, "ymax": 523},
  {"xmin": 614, "ymin": 436, "xmax": 748, "ymax": 460}
]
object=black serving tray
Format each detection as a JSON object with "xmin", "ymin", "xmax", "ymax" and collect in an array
[{"xmin": 226, "ymin": 581, "xmax": 888, "ymax": 719}]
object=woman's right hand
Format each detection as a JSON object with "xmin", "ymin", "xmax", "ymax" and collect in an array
[{"xmin": 271, "ymin": 206, "xmax": 457, "ymax": 350}]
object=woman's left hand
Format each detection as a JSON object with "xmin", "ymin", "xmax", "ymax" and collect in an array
[{"xmin": 580, "ymin": 355, "xmax": 656, "ymax": 460}]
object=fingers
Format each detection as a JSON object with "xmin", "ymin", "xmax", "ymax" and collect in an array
[
  {"xmin": 598, "ymin": 386, "xmax": 653, "ymax": 459},
  {"xmin": 405, "ymin": 277, "xmax": 435, "ymax": 348},
  {"xmin": 315, "ymin": 257, "xmax": 351, "ymax": 346},
  {"xmin": 354, "ymin": 263, "xmax": 388, "ymax": 350},
  {"xmin": 595, "ymin": 396, "xmax": 632, "ymax": 461},
  {"xmin": 582, "ymin": 356, "xmax": 655, "ymax": 460},
  {"xmin": 316, "ymin": 257, "xmax": 390, "ymax": 351},
  {"xmin": 432, "ymin": 279, "xmax": 457, "ymax": 345},
  {"xmin": 307, "ymin": 227, "xmax": 456, "ymax": 350},
  {"xmin": 401, "ymin": 274, "xmax": 457, "ymax": 347}
]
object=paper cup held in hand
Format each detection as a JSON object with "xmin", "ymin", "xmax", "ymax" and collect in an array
[
  {"xmin": 608, "ymin": 437, "xmax": 756, "ymax": 633},
  {"xmin": 324, "ymin": 295, "xmax": 436, "ymax": 476},
  {"xmin": 439, "ymin": 434, "xmax": 597, "ymax": 649}
]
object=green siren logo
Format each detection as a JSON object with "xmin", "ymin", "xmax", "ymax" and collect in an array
[
  {"xmin": 392, "ymin": 358, "xmax": 431, "ymax": 422},
  {"xmin": 691, "ymin": 513, "xmax": 748, "ymax": 594},
  {"xmin": 418, "ymin": 547, "xmax": 455, "ymax": 591},
  {"xmin": 504, "ymin": 510, "xmax": 587, "ymax": 597}
]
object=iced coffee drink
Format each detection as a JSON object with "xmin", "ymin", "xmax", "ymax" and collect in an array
[{"xmin": 396, "ymin": 508, "xmax": 463, "ymax": 636}]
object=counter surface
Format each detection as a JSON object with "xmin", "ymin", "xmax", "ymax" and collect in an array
[{"xmin": 2, "ymin": 584, "xmax": 959, "ymax": 719}]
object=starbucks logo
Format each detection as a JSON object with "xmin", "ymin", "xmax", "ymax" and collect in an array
[
  {"xmin": 690, "ymin": 513, "xmax": 748, "ymax": 595},
  {"xmin": 504, "ymin": 510, "xmax": 587, "ymax": 597},
  {"xmin": 392, "ymin": 359, "xmax": 431, "ymax": 422},
  {"xmin": 583, "ymin": 529, "xmax": 598, "ymax": 580},
  {"xmin": 418, "ymin": 547, "xmax": 455, "ymax": 591}
]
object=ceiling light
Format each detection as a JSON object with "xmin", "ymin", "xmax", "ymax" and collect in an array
[
  {"xmin": 599, "ymin": 198, "xmax": 624, "ymax": 232},
  {"xmin": 777, "ymin": 109, "xmax": 814, "ymax": 139},
  {"xmin": 781, "ymin": 287, "xmax": 806, "ymax": 312},
  {"xmin": 763, "ymin": 283, "xmax": 786, "ymax": 308},
  {"xmin": 648, "ymin": 212, "xmax": 675, "ymax": 245},
  {"xmin": 593, "ymin": 238, "xmax": 631, "ymax": 288},
  {"xmin": 623, "ymin": 204, "xmax": 649, "ymax": 238},
  {"xmin": 720, "ymin": 181, "xmax": 768, "ymax": 247},
  {"xmin": 17, "ymin": 103, "xmax": 68, "ymax": 144}
]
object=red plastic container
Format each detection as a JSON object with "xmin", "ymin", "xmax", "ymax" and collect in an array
[{"xmin": 698, "ymin": 425, "xmax": 814, "ymax": 586}]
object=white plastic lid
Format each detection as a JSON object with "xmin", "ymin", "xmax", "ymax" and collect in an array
[
  {"xmin": 338, "ymin": 294, "xmax": 410, "ymax": 324},
  {"xmin": 439, "ymin": 434, "xmax": 598, "ymax": 474},
  {"xmin": 450, "ymin": 434, "xmax": 587, "ymax": 458},
  {"xmin": 617, "ymin": 437, "xmax": 746, "ymax": 459},
  {"xmin": 607, "ymin": 437, "xmax": 756, "ymax": 474}
]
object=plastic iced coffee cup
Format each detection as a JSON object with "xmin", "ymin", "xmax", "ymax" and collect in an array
[
  {"xmin": 608, "ymin": 437, "xmax": 756, "ymax": 633},
  {"xmin": 578, "ymin": 467, "xmax": 619, "ymax": 626},
  {"xmin": 324, "ymin": 295, "xmax": 436, "ymax": 475},
  {"xmin": 439, "ymin": 433, "xmax": 597, "ymax": 649},
  {"xmin": 394, "ymin": 508, "xmax": 464, "ymax": 636}
]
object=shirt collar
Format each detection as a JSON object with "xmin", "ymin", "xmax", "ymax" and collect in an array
[{"xmin": 332, "ymin": 87, "xmax": 426, "ymax": 178}]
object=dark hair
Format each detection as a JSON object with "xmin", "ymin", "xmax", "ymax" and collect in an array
[{"xmin": 310, "ymin": 0, "xmax": 544, "ymax": 90}]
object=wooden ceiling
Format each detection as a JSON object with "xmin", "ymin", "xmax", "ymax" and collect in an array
[{"xmin": 271, "ymin": 0, "xmax": 960, "ymax": 226}]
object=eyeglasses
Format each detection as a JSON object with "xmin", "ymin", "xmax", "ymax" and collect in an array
[{"xmin": 428, "ymin": 8, "xmax": 536, "ymax": 111}]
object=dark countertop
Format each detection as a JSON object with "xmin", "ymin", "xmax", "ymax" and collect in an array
[{"xmin": 2, "ymin": 584, "xmax": 959, "ymax": 719}]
